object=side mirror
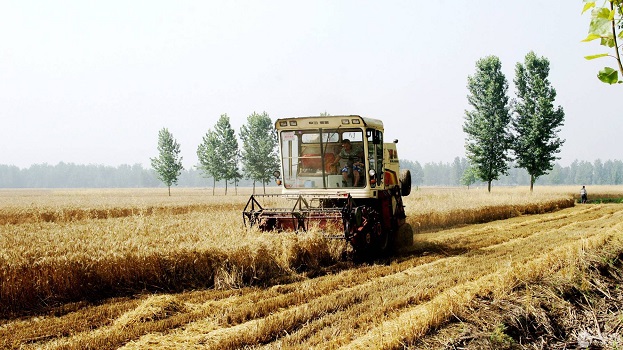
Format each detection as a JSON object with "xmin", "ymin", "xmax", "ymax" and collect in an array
[{"xmin": 273, "ymin": 170, "xmax": 281, "ymax": 178}]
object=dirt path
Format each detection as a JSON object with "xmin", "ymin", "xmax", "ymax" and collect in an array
[{"xmin": 3, "ymin": 204, "xmax": 622, "ymax": 349}]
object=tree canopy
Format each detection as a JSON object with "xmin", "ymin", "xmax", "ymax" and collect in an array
[
  {"xmin": 197, "ymin": 114, "xmax": 241, "ymax": 195},
  {"xmin": 197, "ymin": 129, "xmax": 221, "ymax": 194},
  {"xmin": 463, "ymin": 55, "xmax": 513, "ymax": 192},
  {"xmin": 239, "ymin": 111, "xmax": 279, "ymax": 193},
  {"xmin": 512, "ymin": 51, "xmax": 566, "ymax": 191},
  {"xmin": 150, "ymin": 128, "xmax": 184, "ymax": 196}
]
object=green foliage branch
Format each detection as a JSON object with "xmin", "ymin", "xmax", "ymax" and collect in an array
[{"xmin": 582, "ymin": 0, "xmax": 623, "ymax": 84}]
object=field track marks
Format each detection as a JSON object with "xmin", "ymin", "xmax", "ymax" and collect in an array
[
  {"xmin": 10, "ymin": 205, "xmax": 623, "ymax": 350},
  {"xmin": 344, "ymin": 233, "xmax": 619, "ymax": 349},
  {"xmin": 416, "ymin": 204, "xmax": 618, "ymax": 251},
  {"xmin": 269, "ymin": 208, "xmax": 623, "ymax": 349},
  {"xmin": 115, "ymin": 206, "xmax": 623, "ymax": 349},
  {"xmin": 15, "ymin": 255, "xmax": 442, "ymax": 349}
]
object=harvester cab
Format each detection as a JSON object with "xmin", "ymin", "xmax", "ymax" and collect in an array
[{"xmin": 243, "ymin": 115, "xmax": 411, "ymax": 254}]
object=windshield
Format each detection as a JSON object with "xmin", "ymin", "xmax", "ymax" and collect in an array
[{"xmin": 279, "ymin": 128, "xmax": 366, "ymax": 189}]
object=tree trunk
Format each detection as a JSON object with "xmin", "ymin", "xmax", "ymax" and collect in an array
[
  {"xmin": 225, "ymin": 180, "xmax": 228, "ymax": 195},
  {"xmin": 168, "ymin": 186, "xmax": 171, "ymax": 196},
  {"xmin": 212, "ymin": 178, "xmax": 216, "ymax": 196},
  {"xmin": 530, "ymin": 174, "xmax": 535, "ymax": 192},
  {"xmin": 487, "ymin": 180, "xmax": 492, "ymax": 193}
]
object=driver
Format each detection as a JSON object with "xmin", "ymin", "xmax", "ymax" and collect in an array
[{"xmin": 332, "ymin": 139, "xmax": 364, "ymax": 187}]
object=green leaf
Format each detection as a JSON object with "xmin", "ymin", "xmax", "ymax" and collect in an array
[
  {"xmin": 582, "ymin": 2, "xmax": 595, "ymax": 14},
  {"xmin": 597, "ymin": 67, "xmax": 619, "ymax": 84},
  {"xmin": 594, "ymin": 7, "xmax": 611, "ymax": 19},
  {"xmin": 588, "ymin": 8, "xmax": 612, "ymax": 38},
  {"xmin": 581, "ymin": 33, "xmax": 602, "ymax": 42},
  {"xmin": 584, "ymin": 53, "xmax": 609, "ymax": 60},
  {"xmin": 600, "ymin": 37, "xmax": 616, "ymax": 47}
]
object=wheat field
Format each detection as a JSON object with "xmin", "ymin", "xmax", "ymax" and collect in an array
[{"xmin": 1, "ymin": 186, "xmax": 622, "ymax": 349}]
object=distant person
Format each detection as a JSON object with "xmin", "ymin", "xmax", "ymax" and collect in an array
[
  {"xmin": 333, "ymin": 139, "xmax": 364, "ymax": 187},
  {"xmin": 580, "ymin": 185, "xmax": 588, "ymax": 203}
]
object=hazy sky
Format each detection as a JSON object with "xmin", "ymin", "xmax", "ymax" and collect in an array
[{"xmin": 1, "ymin": 1, "xmax": 620, "ymax": 169}]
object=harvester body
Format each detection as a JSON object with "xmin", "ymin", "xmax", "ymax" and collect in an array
[{"xmin": 243, "ymin": 115, "xmax": 411, "ymax": 253}]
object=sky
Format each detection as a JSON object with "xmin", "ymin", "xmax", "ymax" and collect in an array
[{"xmin": 1, "ymin": 0, "xmax": 621, "ymax": 169}]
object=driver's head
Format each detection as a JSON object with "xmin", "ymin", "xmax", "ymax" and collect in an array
[{"xmin": 341, "ymin": 139, "xmax": 351, "ymax": 149}]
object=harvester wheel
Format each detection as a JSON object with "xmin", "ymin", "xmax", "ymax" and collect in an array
[
  {"xmin": 394, "ymin": 223, "xmax": 414, "ymax": 250},
  {"xmin": 400, "ymin": 169, "xmax": 411, "ymax": 197},
  {"xmin": 376, "ymin": 222, "xmax": 390, "ymax": 253}
]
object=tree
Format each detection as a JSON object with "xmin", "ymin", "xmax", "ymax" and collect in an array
[
  {"xmin": 150, "ymin": 128, "xmax": 184, "ymax": 196},
  {"xmin": 461, "ymin": 164, "xmax": 478, "ymax": 189},
  {"xmin": 450, "ymin": 157, "xmax": 465, "ymax": 186},
  {"xmin": 400, "ymin": 159, "xmax": 423, "ymax": 188},
  {"xmin": 576, "ymin": 160, "xmax": 595, "ymax": 184},
  {"xmin": 411, "ymin": 161, "xmax": 424, "ymax": 188},
  {"xmin": 512, "ymin": 51, "xmax": 566, "ymax": 192},
  {"xmin": 581, "ymin": 1, "xmax": 623, "ymax": 84},
  {"xmin": 463, "ymin": 56, "xmax": 513, "ymax": 192},
  {"xmin": 594, "ymin": 158, "xmax": 605, "ymax": 184},
  {"xmin": 197, "ymin": 130, "xmax": 221, "ymax": 195},
  {"xmin": 610, "ymin": 159, "xmax": 623, "ymax": 184},
  {"xmin": 240, "ymin": 111, "xmax": 279, "ymax": 193},
  {"xmin": 546, "ymin": 163, "xmax": 564, "ymax": 185},
  {"xmin": 214, "ymin": 114, "xmax": 241, "ymax": 195}
]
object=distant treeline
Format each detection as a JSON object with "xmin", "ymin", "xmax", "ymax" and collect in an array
[
  {"xmin": 0, "ymin": 163, "xmax": 255, "ymax": 188},
  {"xmin": 1, "ymin": 158, "xmax": 622, "ymax": 188},
  {"xmin": 400, "ymin": 158, "xmax": 623, "ymax": 187}
]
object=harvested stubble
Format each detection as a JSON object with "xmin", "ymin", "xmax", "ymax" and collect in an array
[
  {"xmin": 0, "ymin": 189, "xmax": 622, "ymax": 348},
  {"xmin": 1, "ymin": 187, "xmax": 622, "ymax": 349},
  {"xmin": 0, "ymin": 187, "xmax": 581, "ymax": 318},
  {"xmin": 404, "ymin": 187, "xmax": 578, "ymax": 232},
  {"xmin": 117, "ymin": 204, "xmax": 623, "ymax": 349}
]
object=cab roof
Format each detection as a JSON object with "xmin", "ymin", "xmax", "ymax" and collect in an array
[{"xmin": 275, "ymin": 115, "xmax": 384, "ymax": 131}]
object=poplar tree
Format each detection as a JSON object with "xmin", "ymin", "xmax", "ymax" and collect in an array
[
  {"xmin": 463, "ymin": 56, "xmax": 512, "ymax": 192},
  {"xmin": 512, "ymin": 51, "xmax": 565, "ymax": 192},
  {"xmin": 214, "ymin": 114, "xmax": 241, "ymax": 195},
  {"xmin": 150, "ymin": 128, "xmax": 184, "ymax": 196},
  {"xmin": 197, "ymin": 114, "xmax": 242, "ymax": 195},
  {"xmin": 197, "ymin": 130, "xmax": 221, "ymax": 195},
  {"xmin": 239, "ymin": 111, "xmax": 279, "ymax": 194}
]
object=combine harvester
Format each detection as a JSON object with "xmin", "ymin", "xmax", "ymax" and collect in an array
[{"xmin": 243, "ymin": 115, "xmax": 411, "ymax": 255}]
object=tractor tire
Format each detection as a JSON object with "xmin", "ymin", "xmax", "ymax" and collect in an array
[
  {"xmin": 393, "ymin": 223, "xmax": 414, "ymax": 251},
  {"xmin": 400, "ymin": 169, "xmax": 411, "ymax": 196},
  {"xmin": 375, "ymin": 222, "xmax": 391, "ymax": 253}
]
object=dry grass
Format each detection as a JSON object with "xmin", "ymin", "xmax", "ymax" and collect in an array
[
  {"xmin": 0, "ymin": 186, "xmax": 622, "ymax": 349},
  {"xmin": 404, "ymin": 186, "xmax": 581, "ymax": 233}
]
